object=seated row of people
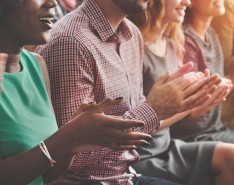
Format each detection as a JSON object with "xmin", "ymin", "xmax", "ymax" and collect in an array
[
  {"xmin": 0, "ymin": 0, "xmax": 234, "ymax": 185},
  {"xmin": 129, "ymin": 0, "xmax": 234, "ymax": 184}
]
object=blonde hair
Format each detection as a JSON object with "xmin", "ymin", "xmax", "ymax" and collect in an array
[{"xmin": 129, "ymin": 0, "xmax": 185, "ymax": 60}]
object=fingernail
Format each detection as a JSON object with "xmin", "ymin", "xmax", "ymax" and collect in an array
[
  {"xmin": 131, "ymin": 146, "xmax": 137, "ymax": 149},
  {"xmin": 115, "ymin": 97, "xmax": 123, "ymax": 101},
  {"xmin": 142, "ymin": 142, "xmax": 151, "ymax": 147},
  {"xmin": 146, "ymin": 136, "xmax": 153, "ymax": 142},
  {"xmin": 138, "ymin": 123, "xmax": 145, "ymax": 127},
  {"xmin": 88, "ymin": 101, "xmax": 94, "ymax": 104}
]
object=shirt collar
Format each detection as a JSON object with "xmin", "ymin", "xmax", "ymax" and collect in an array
[{"xmin": 81, "ymin": 0, "xmax": 132, "ymax": 42}]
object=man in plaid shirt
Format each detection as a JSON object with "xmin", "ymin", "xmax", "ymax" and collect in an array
[{"xmin": 37, "ymin": 0, "xmax": 219, "ymax": 184}]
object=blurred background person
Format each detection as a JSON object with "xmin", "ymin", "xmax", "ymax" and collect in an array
[
  {"xmin": 212, "ymin": 0, "xmax": 234, "ymax": 129},
  {"xmin": 128, "ymin": 0, "xmax": 234, "ymax": 185},
  {"xmin": 25, "ymin": 0, "xmax": 79, "ymax": 52},
  {"xmin": 36, "ymin": 0, "xmax": 223, "ymax": 184},
  {"xmin": 170, "ymin": 0, "xmax": 234, "ymax": 143}
]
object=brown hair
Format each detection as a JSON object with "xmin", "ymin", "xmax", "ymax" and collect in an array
[
  {"xmin": 183, "ymin": 5, "xmax": 193, "ymax": 26},
  {"xmin": 129, "ymin": 0, "xmax": 185, "ymax": 60},
  {"xmin": 0, "ymin": 0, "xmax": 23, "ymax": 18}
]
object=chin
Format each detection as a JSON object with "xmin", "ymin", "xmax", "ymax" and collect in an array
[
  {"xmin": 38, "ymin": 33, "xmax": 50, "ymax": 45},
  {"xmin": 213, "ymin": 9, "xmax": 225, "ymax": 16},
  {"xmin": 28, "ymin": 37, "xmax": 49, "ymax": 46},
  {"xmin": 173, "ymin": 18, "xmax": 183, "ymax": 24}
]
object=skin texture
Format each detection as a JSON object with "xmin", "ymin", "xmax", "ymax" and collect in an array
[
  {"xmin": 164, "ymin": 0, "xmax": 190, "ymax": 23},
  {"xmin": 112, "ymin": 0, "xmax": 149, "ymax": 14},
  {"xmin": 0, "ymin": 0, "xmax": 226, "ymax": 184},
  {"xmin": 131, "ymin": 0, "xmax": 234, "ymax": 184},
  {"xmin": 185, "ymin": 0, "xmax": 232, "ymax": 119},
  {"xmin": 0, "ymin": 0, "xmax": 154, "ymax": 184},
  {"xmin": 190, "ymin": 0, "xmax": 225, "ymax": 17},
  {"xmin": 0, "ymin": 54, "xmax": 7, "ymax": 92},
  {"xmin": 179, "ymin": 0, "xmax": 234, "ymax": 184},
  {"xmin": 97, "ymin": 0, "xmax": 222, "ymax": 122}
]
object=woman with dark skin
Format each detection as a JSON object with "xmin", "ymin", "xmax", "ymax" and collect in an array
[{"xmin": 0, "ymin": 1, "xmax": 153, "ymax": 185}]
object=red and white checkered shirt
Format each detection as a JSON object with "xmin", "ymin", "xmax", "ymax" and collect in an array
[{"xmin": 37, "ymin": 0, "xmax": 160, "ymax": 184}]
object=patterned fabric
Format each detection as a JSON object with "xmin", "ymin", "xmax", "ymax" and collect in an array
[
  {"xmin": 171, "ymin": 26, "xmax": 226, "ymax": 142},
  {"xmin": 212, "ymin": 0, "xmax": 234, "ymax": 128},
  {"xmin": 132, "ymin": 41, "xmax": 217, "ymax": 185},
  {"xmin": 36, "ymin": 0, "xmax": 160, "ymax": 184},
  {"xmin": 57, "ymin": 0, "xmax": 77, "ymax": 12}
]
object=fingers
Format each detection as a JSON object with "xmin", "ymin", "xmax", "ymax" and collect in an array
[
  {"xmin": 183, "ymin": 77, "xmax": 208, "ymax": 98},
  {"xmin": 204, "ymin": 68, "xmax": 210, "ymax": 77},
  {"xmin": 93, "ymin": 98, "xmax": 123, "ymax": 113},
  {"xmin": 0, "ymin": 53, "xmax": 8, "ymax": 61},
  {"xmin": 220, "ymin": 77, "xmax": 233, "ymax": 89},
  {"xmin": 115, "ymin": 145, "xmax": 137, "ymax": 150},
  {"xmin": 95, "ymin": 127, "xmax": 153, "ymax": 144},
  {"xmin": 86, "ymin": 129, "xmax": 152, "ymax": 150},
  {"xmin": 203, "ymin": 74, "xmax": 221, "ymax": 90},
  {"xmin": 115, "ymin": 130, "xmax": 153, "ymax": 141},
  {"xmin": 182, "ymin": 88, "xmax": 207, "ymax": 109},
  {"xmin": 107, "ymin": 132, "xmax": 152, "ymax": 149},
  {"xmin": 206, "ymin": 85, "xmax": 217, "ymax": 95},
  {"xmin": 109, "ymin": 140, "xmax": 151, "ymax": 150},
  {"xmin": 100, "ymin": 115, "xmax": 145, "ymax": 130},
  {"xmin": 155, "ymin": 72, "xmax": 170, "ymax": 86},
  {"xmin": 71, "ymin": 102, "xmax": 96, "ymax": 119},
  {"xmin": 169, "ymin": 62, "xmax": 194, "ymax": 81},
  {"xmin": 189, "ymin": 93, "xmax": 211, "ymax": 109},
  {"xmin": 178, "ymin": 72, "xmax": 204, "ymax": 90},
  {"xmin": 212, "ymin": 87, "xmax": 230, "ymax": 104}
]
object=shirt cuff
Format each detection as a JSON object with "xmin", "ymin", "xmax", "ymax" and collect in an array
[{"xmin": 123, "ymin": 102, "xmax": 160, "ymax": 133}]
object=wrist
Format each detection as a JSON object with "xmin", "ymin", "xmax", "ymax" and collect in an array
[{"xmin": 67, "ymin": 118, "xmax": 85, "ymax": 152}]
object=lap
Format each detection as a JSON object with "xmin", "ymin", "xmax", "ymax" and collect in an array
[
  {"xmin": 133, "ymin": 176, "xmax": 181, "ymax": 185},
  {"xmin": 133, "ymin": 139, "xmax": 217, "ymax": 185},
  {"xmin": 86, "ymin": 176, "xmax": 180, "ymax": 185}
]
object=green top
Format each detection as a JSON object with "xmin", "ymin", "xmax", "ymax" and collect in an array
[{"xmin": 0, "ymin": 50, "xmax": 58, "ymax": 185}]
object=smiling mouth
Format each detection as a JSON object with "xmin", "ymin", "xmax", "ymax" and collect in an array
[
  {"xmin": 38, "ymin": 17, "xmax": 54, "ymax": 22},
  {"xmin": 38, "ymin": 17, "xmax": 54, "ymax": 29},
  {"xmin": 176, "ymin": 8, "xmax": 185, "ymax": 15},
  {"xmin": 213, "ymin": 1, "xmax": 224, "ymax": 7}
]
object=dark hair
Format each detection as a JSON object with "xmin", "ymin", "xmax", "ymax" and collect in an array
[
  {"xmin": 0, "ymin": 1, "xmax": 6, "ymax": 17},
  {"xmin": 183, "ymin": 6, "xmax": 193, "ymax": 26},
  {"xmin": 0, "ymin": 0, "xmax": 22, "ymax": 17}
]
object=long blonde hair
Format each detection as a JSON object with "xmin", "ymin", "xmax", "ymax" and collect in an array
[{"xmin": 129, "ymin": 0, "xmax": 185, "ymax": 60}]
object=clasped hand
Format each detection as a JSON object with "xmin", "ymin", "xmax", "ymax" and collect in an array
[
  {"xmin": 146, "ymin": 62, "xmax": 222, "ymax": 120},
  {"xmin": 69, "ymin": 98, "xmax": 153, "ymax": 153}
]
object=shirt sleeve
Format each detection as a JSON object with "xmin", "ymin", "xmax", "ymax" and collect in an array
[
  {"xmin": 123, "ymin": 102, "xmax": 160, "ymax": 133},
  {"xmin": 36, "ymin": 36, "xmax": 96, "ymax": 128},
  {"xmin": 36, "ymin": 35, "xmax": 160, "ymax": 134},
  {"xmin": 123, "ymin": 29, "xmax": 160, "ymax": 134}
]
